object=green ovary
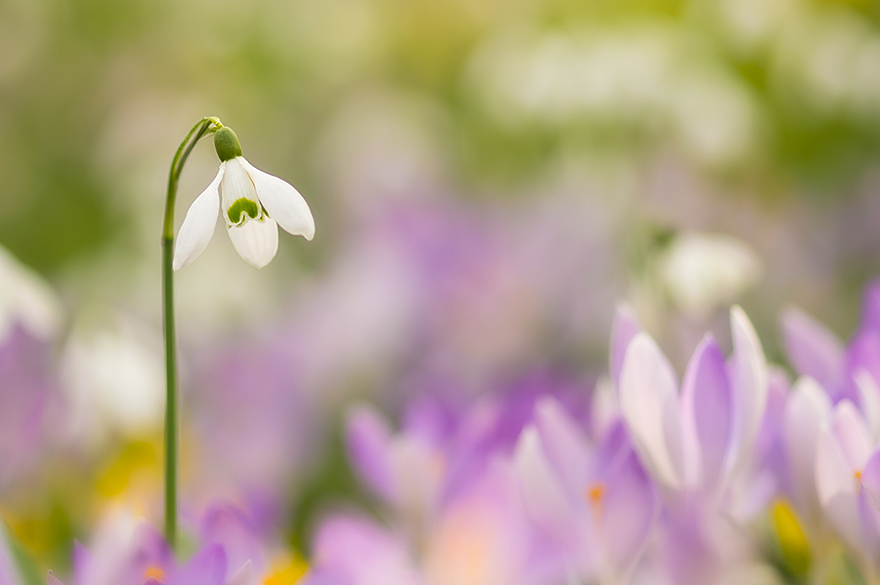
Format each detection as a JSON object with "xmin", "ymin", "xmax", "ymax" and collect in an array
[{"xmin": 227, "ymin": 198, "xmax": 260, "ymax": 225}]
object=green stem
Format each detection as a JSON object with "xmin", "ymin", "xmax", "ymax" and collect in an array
[{"xmin": 162, "ymin": 116, "xmax": 220, "ymax": 551}]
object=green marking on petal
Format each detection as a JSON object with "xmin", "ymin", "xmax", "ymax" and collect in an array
[{"xmin": 227, "ymin": 198, "xmax": 260, "ymax": 225}]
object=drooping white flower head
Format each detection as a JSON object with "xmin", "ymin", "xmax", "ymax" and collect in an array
[{"xmin": 173, "ymin": 126, "xmax": 315, "ymax": 270}]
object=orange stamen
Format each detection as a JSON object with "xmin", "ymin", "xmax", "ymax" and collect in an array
[
  {"xmin": 144, "ymin": 567, "xmax": 164, "ymax": 581},
  {"xmin": 585, "ymin": 481, "xmax": 607, "ymax": 521},
  {"xmin": 587, "ymin": 482, "xmax": 606, "ymax": 504}
]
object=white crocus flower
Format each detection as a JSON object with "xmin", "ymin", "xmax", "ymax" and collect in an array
[{"xmin": 173, "ymin": 126, "xmax": 315, "ymax": 270}]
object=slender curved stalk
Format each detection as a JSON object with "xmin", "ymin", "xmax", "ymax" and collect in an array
[{"xmin": 162, "ymin": 116, "xmax": 219, "ymax": 551}]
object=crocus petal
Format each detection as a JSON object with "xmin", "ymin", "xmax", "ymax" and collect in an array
[
  {"xmin": 227, "ymin": 218, "xmax": 279, "ymax": 268},
  {"xmin": 816, "ymin": 427, "xmax": 856, "ymax": 504},
  {"xmin": 619, "ymin": 333, "xmax": 685, "ymax": 489},
  {"xmin": 534, "ymin": 396, "xmax": 591, "ymax": 496},
  {"xmin": 47, "ymin": 571, "xmax": 65, "ymax": 585},
  {"xmin": 513, "ymin": 425, "xmax": 572, "ymax": 532},
  {"xmin": 858, "ymin": 450, "xmax": 880, "ymax": 550},
  {"xmin": 173, "ymin": 165, "xmax": 223, "ymax": 271},
  {"xmin": 311, "ymin": 514, "xmax": 420, "ymax": 585},
  {"xmin": 345, "ymin": 404, "xmax": 397, "ymax": 502},
  {"xmin": 844, "ymin": 331, "xmax": 880, "ymax": 405},
  {"xmin": 831, "ymin": 400, "xmax": 873, "ymax": 471},
  {"xmin": 824, "ymin": 493, "xmax": 864, "ymax": 559},
  {"xmin": 591, "ymin": 377, "xmax": 621, "ymax": 441},
  {"xmin": 861, "ymin": 280, "xmax": 880, "ymax": 333},
  {"xmin": 856, "ymin": 369, "xmax": 880, "ymax": 440},
  {"xmin": 610, "ymin": 302, "xmax": 641, "ymax": 390},
  {"xmin": 238, "ymin": 158, "xmax": 315, "ymax": 241},
  {"xmin": 200, "ymin": 505, "xmax": 265, "ymax": 581},
  {"xmin": 167, "ymin": 544, "xmax": 227, "ymax": 585},
  {"xmin": 600, "ymin": 450, "xmax": 658, "ymax": 572},
  {"xmin": 815, "ymin": 426, "xmax": 867, "ymax": 553},
  {"xmin": 781, "ymin": 306, "xmax": 844, "ymax": 394},
  {"xmin": 224, "ymin": 561, "xmax": 252, "ymax": 585},
  {"xmin": 681, "ymin": 334, "xmax": 731, "ymax": 491},
  {"xmin": 783, "ymin": 376, "xmax": 831, "ymax": 518},
  {"xmin": 727, "ymin": 306, "xmax": 768, "ymax": 475}
]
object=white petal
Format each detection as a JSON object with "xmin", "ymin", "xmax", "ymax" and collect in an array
[
  {"xmin": 513, "ymin": 425, "xmax": 572, "ymax": 531},
  {"xmin": 619, "ymin": 332, "xmax": 685, "ymax": 488},
  {"xmin": 227, "ymin": 218, "xmax": 279, "ymax": 268},
  {"xmin": 831, "ymin": 399, "xmax": 873, "ymax": 471},
  {"xmin": 173, "ymin": 166, "xmax": 223, "ymax": 271},
  {"xmin": 220, "ymin": 158, "xmax": 260, "ymax": 225},
  {"xmin": 815, "ymin": 428, "xmax": 864, "ymax": 554},
  {"xmin": 534, "ymin": 396, "xmax": 591, "ymax": 495},
  {"xmin": 238, "ymin": 157, "xmax": 315, "ymax": 240},
  {"xmin": 816, "ymin": 426, "xmax": 855, "ymax": 505},
  {"xmin": 783, "ymin": 376, "xmax": 831, "ymax": 516}
]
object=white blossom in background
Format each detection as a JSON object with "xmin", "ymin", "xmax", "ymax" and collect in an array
[
  {"xmin": 0, "ymin": 244, "xmax": 63, "ymax": 343},
  {"xmin": 657, "ymin": 231, "xmax": 762, "ymax": 319},
  {"xmin": 59, "ymin": 309, "xmax": 165, "ymax": 446},
  {"xmin": 467, "ymin": 25, "xmax": 761, "ymax": 167}
]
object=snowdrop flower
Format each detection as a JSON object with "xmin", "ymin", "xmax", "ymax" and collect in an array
[{"xmin": 173, "ymin": 126, "xmax": 315, "ymax": 270}]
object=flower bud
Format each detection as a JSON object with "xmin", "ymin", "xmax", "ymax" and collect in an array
[{"xmin": 214, "ymin": 126, "xmax": 243, "ymax": 162}]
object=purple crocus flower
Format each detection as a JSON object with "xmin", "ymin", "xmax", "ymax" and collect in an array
[
  {"xmin": 814, "ymin": 399, "xmax": 880, "ymax": 579},
  {"xmin": 782, "ymin": 280, "xmax": 880, "ymax": 418},
  {"xmin": 513, "ymin": 396, "xmax": 658, "ymax": 584},
  {"xmin": 47, "ymin": 504, "xmax": 268, "ymax": 585},
  {"xmin": 616, "ymin": 305, "xmax": 768, "ymax": 497},
  {"xmin": 306, "ymin": 513, "xmax": 420, "ymax": 585},
  {"xmin": 306, "ymin": 459, "xmax": 542, "ymax": 585},
  {"xmin": 0, "ymin": 326, "xmax": 57, "ymax": 490}
]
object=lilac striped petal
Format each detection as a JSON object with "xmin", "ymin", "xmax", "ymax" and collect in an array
[
  {"xmin": 680, "ymin": 334, "xmax": 731, "ymax": 491},
  {"xmin": 781, "ymin": 306, "xmax": 844, "ymax": 394},
  {"xmin": 610, "ymin": 302, "xmax": 641, "ymax": 390},
  {"xmin": 619, "ymin": 333, "xmax": 685, "ymax": 489},
  {"xmin": 345, "ymin": 404, "xmax": 396, "ymax": 502},
  {"xmin": 727, "ymin": 306, "xmax": 768, "ymax": 476},
  {"xmin": 47, "ymin": 572, "xmax": 65, "ymax": 585}
]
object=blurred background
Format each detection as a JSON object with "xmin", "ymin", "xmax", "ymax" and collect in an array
[{"xmin": 3, "ymin": 0, "xmax": 880, "ymax": 577}]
